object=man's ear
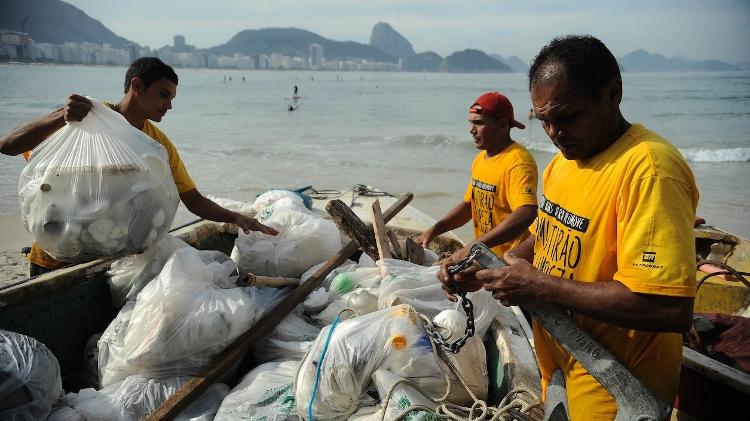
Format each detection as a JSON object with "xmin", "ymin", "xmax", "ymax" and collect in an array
[
  {"xmin": 606, "ymin": 76, "xmax": 623, "ymax": 105},
  {"xmin": 129, "ymin": 77, "xmax": 143, "ymax": 94}
]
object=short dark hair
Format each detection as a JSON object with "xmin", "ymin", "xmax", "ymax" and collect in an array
[
  {"xmin": 123, "ymin": 57, "xmax": 178, "ymax": 93},
  {"xmin": 528, "ymin": 35, "xmax": 620, "ymax": 99}
]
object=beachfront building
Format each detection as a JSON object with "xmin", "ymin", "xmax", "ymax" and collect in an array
[
  {"xmin": 309, "ymin": 43, "xmax": 325, "ymax": 69},
  {"xmin": 0, "ymin": 30, "xmax": 32, "ymax": 60}
]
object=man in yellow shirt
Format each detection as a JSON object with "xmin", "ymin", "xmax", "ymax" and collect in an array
[
  {"xmin": 417, "ymin": 91, "xmax": 538, "ymax": 263},
  {"xmin": 0, "ymin": 57, "xmax": 277, "ymax": 276},
  {"xmin": 441, "ymin": 36, "xmax": 698, "ymax": 420}
]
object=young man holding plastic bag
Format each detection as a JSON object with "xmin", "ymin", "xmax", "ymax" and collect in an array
[{"xmin": 0, "ymin": 57, "xmax": 277, "ymax": 276}]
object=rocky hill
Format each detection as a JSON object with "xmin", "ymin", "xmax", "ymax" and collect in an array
[
  {"xmin": 369, "ymin": 22, "xmax": 415, "ymax": 59},
  {"xmin": 402, "ymin": 51, "xmax": 443, "ymax": 72},
  {"xmin": 620, "ymin": 49, "xmax": 739, "ymax": 72},
  {"xmin": 0, "ymin": 0, "xmax": 138, "ymax": 48},
  {"xmin": 489, "ymin": 54, "xmax": 528, "ymax": 73},
  {"xmin": 206, "ymin": 27, "xmax": 397, "ymax": 63},
  {"xmin": 440, "ymin": 49, "xmax": 512, "ymax": 73}
]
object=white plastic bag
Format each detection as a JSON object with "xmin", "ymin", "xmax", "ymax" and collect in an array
[
  {"xmin": 312, "ymin": 288, "xmax": 380, "ymax": 326},
  {"xmin": 97, "ymin": 301, "xmax": 136, "ymax": 388},
  {"xmin": 253, "ymin": 190, "xmax": 305, "ymax": 213},
  {"xmin": 296, "ymin": 305, "xmax": 443, "ymax": 421},
  {"xmin": 107, "ymin": 234, "xmax": 190, "ymax": 308},
  {"xmin": 50, "ymin": 376, "xmax": 228, "ymax": 421},
  {"xmin": 432, "ymin": 310, "xmax": 488, "ymax": 404},
  {"xmin": 100, "ymin": 248, "xmax": 260, "ymax": 386},
  {"xmin": 253, "ymin": 312, "xmax": 320, "ymax": 363},
  {"xmin": 377, "ymin": 262, "xmax": 498, "ymax": 339},
  {"xmin": 19, "ymin": 100, "xmax": 179, "ymax": 263},
  {"xmin": 231, "ymin": 198, "xmax": 341, "ymax": 277},
  {"xmin": 0, "ymin": 330, "xmax": 62, "ymax": 421},
  {"xmin": 215, "ymin": 361, "xmax": 299, "ymax": 421}
]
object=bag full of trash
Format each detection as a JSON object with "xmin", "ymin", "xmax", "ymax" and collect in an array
[
  {"xmin": 377, "ymin": 263, "xmax": 499, "ymax": 339},
  {"xmin": 253, "ymin": 190, "xmax": 307, "ymax": 213},
  {"xmin": 231, "ymin": 198, "xmax": 341, "ymax": 277},
  {"xmin": 431, "ymin": 309, "xmax": 488, "ymax": 404},
  {"xmin": 0, "ymin": 330, "xmax": 62, "ymax": 421},
  {"xmin": 18, "ymin": 100, "xmax": 179, "ymax": 263},
  {"xmin": 253, "ymin": 312, "xmax": 320, "ymax": 363},
  {"xmin": 99, "ymin": 247, "xmax": 260, "ymax": 386},
  {"xmin": 312, "ymin": 288, "xmax": 380, "ymax": 326},
  {"xmin": 107, "ymin": 234, "xmax": 191, "ymax": 308},
  {"xmin": 296, "ymin": 305, "xmax": 444, "ymax": 421},
  {"xmin": 215, "ymin": 360, "xmax": 299, "ymax": 421},
  {"xmin": 97, "ymin": 301, "xmax": 136, "ymax": 388},
  {"xmin": 46, "ymin": 376, "xmax": 229, "ymax": 421}
]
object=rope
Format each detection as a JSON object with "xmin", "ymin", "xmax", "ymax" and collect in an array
[
  {"xmin": 689, "ymin": 259, "xmax": 750, "ymax": 353},
  {"xmin": 298, "ymin": 310, "xmax": 542, "ymax": 421},
  {"xmin": 696, "ymin": 259, "xmax": 750, "ymax": 291},
  {"xmin": 304, "ymin": 309, "xmax": 356, "ymax": 421},
  {"xmin": 380, "ymin": 314, "xmax": 542, "ymax": 421},
  {"xmin": 302, "ymin": 184, "xmax": 393, "ymax": 201}
]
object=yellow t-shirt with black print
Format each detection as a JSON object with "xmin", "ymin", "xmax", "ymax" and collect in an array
[
  {"xmin": 463, "ymin": 141, "xmax": 538, "ymax": 257},
  {"xmin": 25, "ymin": 103, "xmax": 196, "ymax": 269},
  {"xmin": 529, "ymin": 124, "xmax": 698, "ymax": 421}
]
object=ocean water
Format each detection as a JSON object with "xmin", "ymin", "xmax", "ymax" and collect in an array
[{"xmin": 1, "ymin": 65, "xmax": 749, "ymax": 240}]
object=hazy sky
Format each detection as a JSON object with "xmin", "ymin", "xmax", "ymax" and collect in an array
[{"xmin": 64, "ymin": 0, "xmax": 750, "ymax": 64}]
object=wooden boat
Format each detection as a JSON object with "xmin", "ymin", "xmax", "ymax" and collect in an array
[
  {"xmin": 0, "ymin": 187, "xmax": 747, "ymax": 420},
  {"xmin": 674, "ymin": 225, "xmax": 750, "ymax": 420}
]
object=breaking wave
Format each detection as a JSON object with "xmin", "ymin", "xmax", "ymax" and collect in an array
[{"xmin": 679, "ymin": 147, "xmax": 750, "ymax": 162}]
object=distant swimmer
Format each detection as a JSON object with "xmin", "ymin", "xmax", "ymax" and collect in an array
[
  {"xmin": 293, "ymin": 85, "xmax": 299, "ymax": 96},
  {"xmin": 242, "ymin": 76, "xmax": 246, "ymax": 83},
  {"xmin": 528, "ymin": 108, "xmax": 535, "ymax": 119},
  {"xmin": 288, "ymin": 104, "xmax": 298, "ymax": 111}
]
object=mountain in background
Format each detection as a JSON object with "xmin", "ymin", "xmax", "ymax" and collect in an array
[
  {"xmin": 402, "ymin": 51, "xmax": 443, "ymax": 72},
  {"xmin": 440, "ymin": 49, "xmax": 512, "ymax": 73},
  {"xmin": 206, "ymin": 27, "xmax": 397, "ymax": 63},
  {"xmin": 369, "ymin": 22, "xmax": 415, "ymax": 59},
  {"xmin": 0, "ymin": 0, "xmax": 138, "ymax": 48},
  {"xmin": 735, "ymin": 61, "xmax": 750, "ymax": 71},
  {"xmin": 620, "ymin": 49, "xmax": 740, "ymax": 72},
  {"xmin": 489, "ymin": 54, "xmax": 528, "ymax": 73}
]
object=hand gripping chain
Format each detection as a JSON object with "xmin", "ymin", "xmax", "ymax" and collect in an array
[{"xmin": 423, "ymin": 245, "xmax": 496, "ymax": 354}]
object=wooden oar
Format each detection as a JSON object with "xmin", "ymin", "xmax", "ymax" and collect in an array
[
  {"xmin": 147, "ymin": 192, "xmax": 414, "ymax": 420},
  {"xmin": 235, "ymin": 273, "xmax": 300, "ymax": 288}
]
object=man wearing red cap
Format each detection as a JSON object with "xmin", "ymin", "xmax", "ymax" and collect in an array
[{"xmin": 417, "ymin": 91, "xmax": 538, "ymax": 263}]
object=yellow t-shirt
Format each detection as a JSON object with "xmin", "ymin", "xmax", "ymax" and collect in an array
[
  {"xmin": 26, "ymin": 105, "xmax": 196, "ymax": 268},
  {"xmin": 463, "ymin": 141, "xmax": 538, "ymax": 256},
  {"xmin": 529, "ymin": 124, "xmax": 698, "ymax": 420}
]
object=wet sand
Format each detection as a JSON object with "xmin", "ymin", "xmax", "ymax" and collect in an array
[{"xmin": 0, "ymin": 214, "xmax": 32, "ymax": 285}]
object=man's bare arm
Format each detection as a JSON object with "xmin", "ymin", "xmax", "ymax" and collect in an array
[
  {"xmin": 180, "ymin": 188, "xmax": 278, "ymax": 236},
  {"xmin": 475, "ymin": 204, "xmax": 537, "ymax": 250},
  {"xmin": 477, "ymin": 256, "xmax": 694, "ymax": 332},
  {"xmin": 415, "ymin": 201, "xmax": 472, "ymax": 247},
  {"xmin": 504, "ymin": 233, "xmax": 535, "ymax": 263},
  {"xmin": 0, "ymin": 94, "xmax": 92, "ymax": 156}
]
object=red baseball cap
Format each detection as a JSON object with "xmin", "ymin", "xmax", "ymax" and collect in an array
[{"xmin": 469, "ymin": 92, "xmax": 525, "ymax": 129}]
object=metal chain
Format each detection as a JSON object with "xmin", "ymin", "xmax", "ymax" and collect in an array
[{"xmin": 422, "ymin": 249, "xmax": 481, "ymax": 354}]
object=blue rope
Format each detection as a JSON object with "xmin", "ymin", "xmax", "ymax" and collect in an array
[{"xmin": 307, "ymin": 315, "xmax": 341, "ymax": 421}]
